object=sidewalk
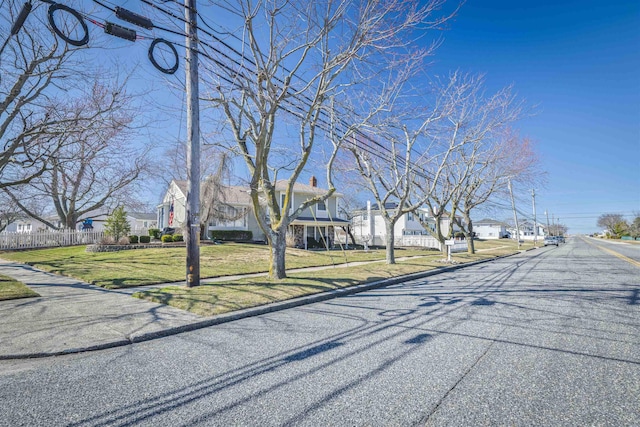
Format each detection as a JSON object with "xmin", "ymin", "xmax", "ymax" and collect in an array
[
  {"xmin": 0, "ymin": 252, "xmax": 517, "ymax": 360},
  {"xmin": 0, "ymin": 259, "xmax": 203, "ymax": 359}
]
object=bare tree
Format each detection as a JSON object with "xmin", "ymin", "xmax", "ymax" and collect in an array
[
  {"xmin": 4, "ymin": 82, "xmax": 149, "ymax": 229},
  {"xmin": 0, "ymin": 193, "xmax": 22, "ymax": 232},
  {"xmin": 0, "ymin": 1, "xmax": 94, "ymax": 189},
  {"xmin": 414, "ymin": 73, "xmax": 524, "ymax": 251},
  {"xmin": 451, "ymin": 132, "xmax": 541, "ymax": 253},
  {"xmin": 200, "ymin": 0, "xmax": 454, "ymax": 278},
  {"xmin": 597, "ymin": 213, "xmax": 628, "ymax": 237}
]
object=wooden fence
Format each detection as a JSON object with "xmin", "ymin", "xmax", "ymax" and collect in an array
[{"xmin": 0, "ymin": 230, "xmax": 105, "ymax": 250}]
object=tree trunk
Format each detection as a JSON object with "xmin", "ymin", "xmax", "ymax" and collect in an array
[
  {"xmin": 65, "ymin": 214, "xmax": 78, "ymax": 230},
  {"xmin": 268, "ymin": 228, "xmax": 287, "ymax": 279},
  {"xmin": 343, "ymin": 226, "xmax": 357, "ymax": 246},
  {"xmin": 432, "ymin": 217, "xmax": 446, "ymax": 253},
  {"xmin": 385, "ymin": 220, "xmax": 395, "ymax": 264},
  {"xmin": 465, "ymin": 215, "xmax": 475, "ymax": 254}
]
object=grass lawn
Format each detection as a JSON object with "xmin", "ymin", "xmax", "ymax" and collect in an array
[
  {"xmin": 0, "ymin": 274, "xmax": 40, "ymax": 301},
  {"xmin": 0, "ymin": 243, "xmax": 439, "ymax": 288},
  {"xmin": 0, "ymin": 238, "xmax": 532, "ymax": 314},
  {"xmin": 133, "ymin": 241, "xmax": 529, "ymax": 316}
]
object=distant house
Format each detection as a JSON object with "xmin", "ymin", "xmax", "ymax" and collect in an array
[
  {"xmin": 506, "ymin": 221, "xmax": 546, "ymax": 240},
  {"xmin": 2, "ymin": 210, "xmax": 154, "ymax": 234},
  {"xmin": 351, "ymin": 202, "xmax": 460, "ymax": 247},
  {"xmin": 2, "ymin": 217, "xmax": 44, "ymax": 233},
  {"xmin": 474, "ymin": 219, "xmax": 509, "ymax": 239},
  {"xmin": 127, "ymin": 212, "xmax": 158, "ymax": 231},
  {"xmin": 157, "ymin": 177, "xmax": 349, "ymax": 248}
]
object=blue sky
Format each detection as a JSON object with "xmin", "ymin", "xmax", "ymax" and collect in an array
[
  {"xmin": 47, "ymin": 0, "xmax": 637, "ymax": 234},
  {"xmin": 428, "ymin": 0, "xmax": 640, "ymax": 233}
]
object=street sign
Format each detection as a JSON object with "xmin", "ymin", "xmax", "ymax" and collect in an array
[{"xmin": 445, "ymin": 239, "xmax": 455, "ymax": 246}]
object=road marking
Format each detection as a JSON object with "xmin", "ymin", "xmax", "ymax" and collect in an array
[{"xmin": 584, "ymin": 238, "xmax": 640, "ymax": 268}]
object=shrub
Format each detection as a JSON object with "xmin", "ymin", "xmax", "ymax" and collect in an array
[
  {"xmin": 139, "ymin": 235, "xmax": 151, "ymax": 244},
  {"xmin": 129, "ymin": 235, "xmax": 139, "ymax": 244},
  {"xmin": 209, "ymin": 230, "xmax": 253, "ymax": 241},
  {"xmin": 285, "ymin": 233, "xmax": 296, "ymax": 248},
  {"xmin": 454, "ymin": 232, "xmax": 465, "ymax": 239},
  {"xmin": 161, "ymin": 235, "xmax": 174, "ymax": 243},
  {"xmin": 172, "ymin": 234, "xmax": 184, "ymax": 242},
  {"xmin": 104, "ymin": 206, "xmax": 131, "ymax": 241},
  {"xmin": 100, "ymin": 235, "xmax": 116, "ymax": 245},
  {"xmin": 117, "ymin": 236, "xmax": 130, "ymax": 245},
  {"xmin": 148, "ymin": 228, "xmax": 160, "ymax": 239}
]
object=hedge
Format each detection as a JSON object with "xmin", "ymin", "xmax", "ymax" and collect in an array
[
  {"xmin": 129, "ymin": 235, "xmax": 139, "ymax": 244},
  {"xmin": 139, "ymin": 235, "xmax": 151, "ymax": 244},
  {"xmin": 210, "ymin": 230, "xmax": 253, "ymax": 241}
]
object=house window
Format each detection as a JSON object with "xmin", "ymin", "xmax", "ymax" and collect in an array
[
  {"xmin": 407, "ymin": 212, "xmax": 413, "ymax": 221},
  {"xmin": 280, "ymin": 194, "xmax": 291, "ymax": 212},
  {"xmin": 210, "ymin": 206, "xmax": 247, "ymax": 228},
  {"xmin": 363, "ymin": 213, "xmax": 368, "ymax": 220},
  {"xmin": 317, "ymin": 201, "xmax": 326, "ymax": 211}
]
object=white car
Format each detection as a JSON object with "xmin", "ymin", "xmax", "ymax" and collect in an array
[{"xmin": 544, "ymin": 236, "xmax": 558, "ymax": 247}]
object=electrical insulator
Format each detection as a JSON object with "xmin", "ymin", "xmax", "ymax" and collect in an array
[
  {"xmin": 11, "ymin": 2, "xmax": 32, "ymax": 35},
  {"xmin": 104, "ymin": 21, "xmax": 136, "ymax": 41},
  {"xmin": 115, "ymin": 7, "xmax": 153, "ymax": 30}
]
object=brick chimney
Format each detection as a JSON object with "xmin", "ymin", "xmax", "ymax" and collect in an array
[{"xmin": 310, "ymin": 176, "xmax": 317, "ymax": 187}]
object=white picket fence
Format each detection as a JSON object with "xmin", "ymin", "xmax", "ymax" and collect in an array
[
  {"xmin": 395, "ymin": 235, "xmax": 468, "ymax": 252},
  {"xmin": 0, "ymin": 230, "xmax": 105, "ymax": 250},
  {"xmin": 354, "ymin": 234, "xmax": 468, "ymax": 253}
]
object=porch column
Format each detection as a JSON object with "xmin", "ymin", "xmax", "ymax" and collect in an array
[{"xmin": 304, "ymin": 225, "xmax": 308, "ymax": 250}]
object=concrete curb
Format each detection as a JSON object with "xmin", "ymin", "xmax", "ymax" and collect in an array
[{"xmin": 3, "ymin": 250, "xmax": 534, "ymax": 360}]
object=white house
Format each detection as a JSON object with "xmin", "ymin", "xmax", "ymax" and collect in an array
[
  {"xmin": 157, "ymin": 180, "xmax": 258, "ymax": 238},
  {"xmin": 157, "ymin": 177, "xmax": 349, "ymax": 248},
  {"xmin": 506, "ymin": 220, "xmax": 546, "ymax": 241},
  {"xmin": 351, "ymin": 202, "xmax": 460, "ymax": 248},
  {"xmin": 2, "ymin": 210, "xmax": 155, "ymax": 234},
  {"xmin": 474, "ymin": 219, "xmax": 509, "ymax": 239}
]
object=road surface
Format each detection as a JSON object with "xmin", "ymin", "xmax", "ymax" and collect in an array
[{"xmin": 1, "ymin": 236, "xmax": 638, "ymax": 426}]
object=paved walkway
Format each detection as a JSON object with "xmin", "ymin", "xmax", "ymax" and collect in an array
[{"xmin": 0, "ymin": 253, "xmax": 502, "ymax": 360}]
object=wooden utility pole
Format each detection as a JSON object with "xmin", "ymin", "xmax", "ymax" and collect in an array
[
  {"xmin": 532, "ymin": 189, "xmax": 538, "ymax": 246},
  {"xmin": 545, "ymin": 210, "xmax": 550, "ymax": 237},
  {"xmin": 508, "ymin": 179, "xmax": 520, "ymax": 249},
  {"xmin": 184, "ymin": 0, "xmax": 200, "ymax": 287}
]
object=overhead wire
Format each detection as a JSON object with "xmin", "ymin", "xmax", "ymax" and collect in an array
[{"xmin": 51, "ymin": 0, "xmax": 537, "ymax": 222}]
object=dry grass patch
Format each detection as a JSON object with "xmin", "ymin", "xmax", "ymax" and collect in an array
[{"xmin": 0, "ymin": 274, "xmax": 40, "ymax": 300}]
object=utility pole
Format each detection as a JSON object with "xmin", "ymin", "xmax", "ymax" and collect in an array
[
  {"xmin": 551, "ymin": 214, "xmax": 555, "ymax": 236},
  {"xmin": 184, "ymin": 0, "xmax": 200, "ymax": 287},
  {"xmin": 508, "ymin": 179, "xmax": 521, "ymax": 249},
  {"xmin": 545, "ymin": 210, "xmax": 550, "ymax": 237},
  {"xmin": 532, "ymin": 189, "xmax": 538, "ymax": 246}
]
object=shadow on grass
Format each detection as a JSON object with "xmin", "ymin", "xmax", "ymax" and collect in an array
[{"xmin": 133, "ymin": 275, "xmax": 390, "ymax": 316}]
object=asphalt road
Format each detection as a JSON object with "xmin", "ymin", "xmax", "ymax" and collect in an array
[{"xmin": 1, "ymin": 236, "xmax": 638, "ymax": 426}]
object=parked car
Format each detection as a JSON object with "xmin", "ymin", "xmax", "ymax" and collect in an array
[
  {"xmin": 160, "ymin": 227, "xmax": 176, "ymax": 236},
  {"xmin": 557, "ymin": 236, "xmax": 566, "ymax": 243},
  {"xmin": 544, "ymin": 236, "xmax": 558, "ymax": 247}
]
